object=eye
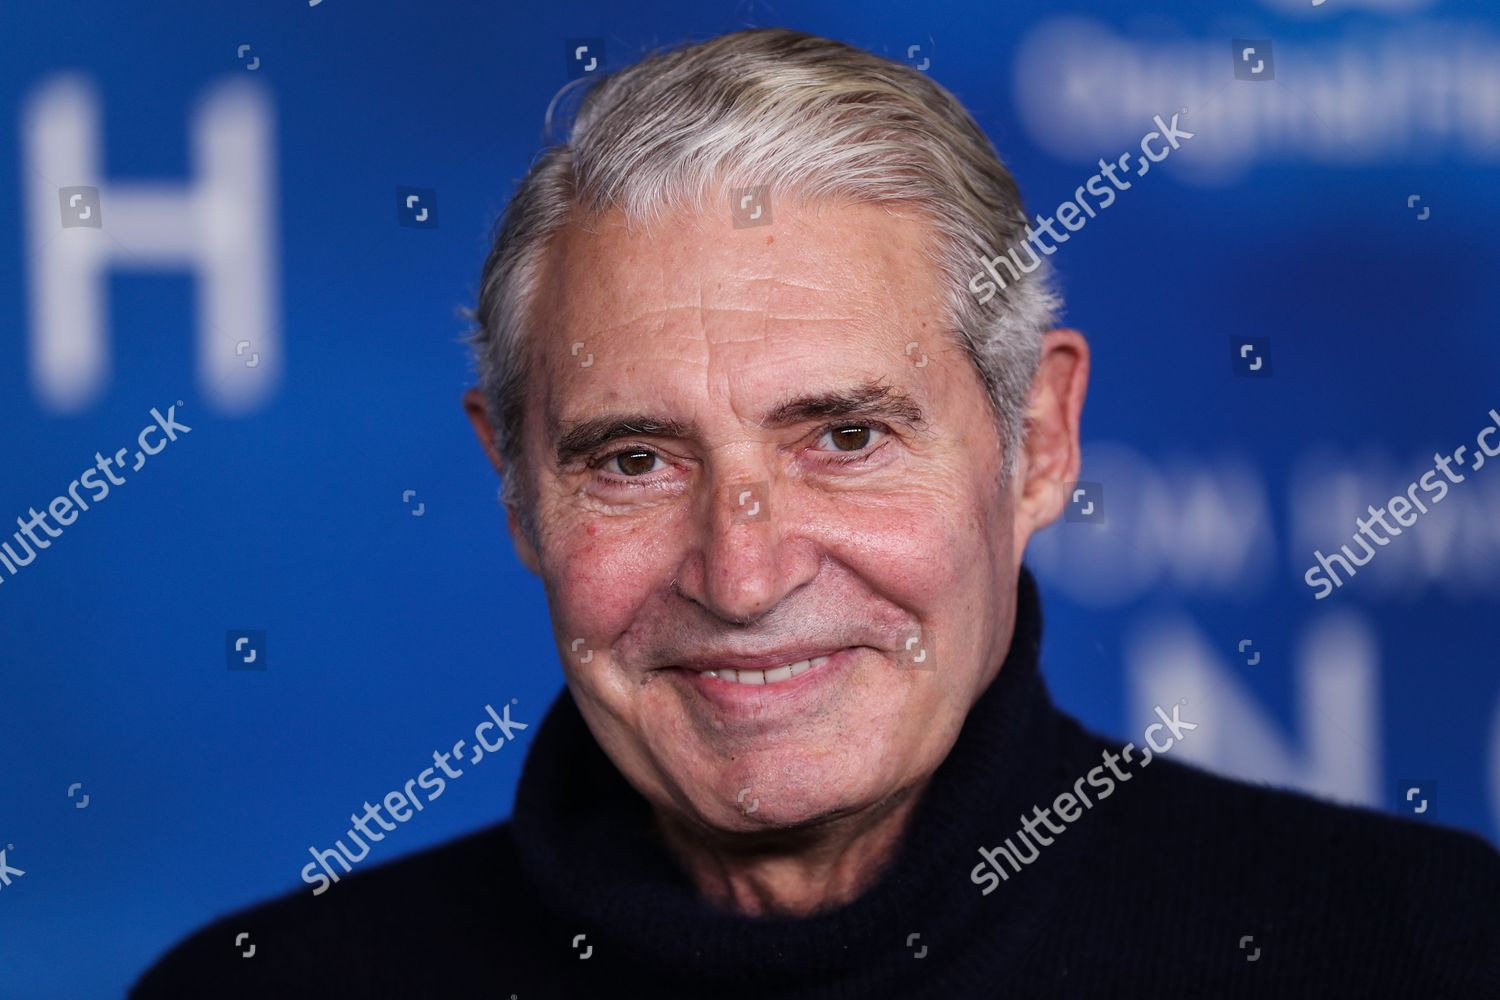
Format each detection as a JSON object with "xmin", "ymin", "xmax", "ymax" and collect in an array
[
  {"xmin": 600, "ymin": 447, "xmax": 663, "ymax": 477},
  {"xmin": 814, "ymin": 423, "xmax": 886, "ymax": 454}
]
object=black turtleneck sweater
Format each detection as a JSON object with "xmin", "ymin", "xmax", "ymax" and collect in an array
[{"xmin": 132, "ymin": 569, "xmax": 1500, "ymax": 998}]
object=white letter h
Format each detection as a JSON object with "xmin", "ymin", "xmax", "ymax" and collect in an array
[{"xmin": 21, "ymin": 74, "xmax": 279, "ymax": 413}]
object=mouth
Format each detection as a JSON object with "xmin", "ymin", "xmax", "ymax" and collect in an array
[
  {"xmin": 665, "ymin": 647, "xmax": 857, "ymax": 712},
  {"xmin": 703, "ymin": 655, "xmax": 832, "ymax": 687}
]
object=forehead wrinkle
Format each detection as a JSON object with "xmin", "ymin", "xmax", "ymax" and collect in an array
[
  {"xmin": 566, "ymin": 298, "xmax": 865, "ymax": 342},
  {"xmin": 559, "ymin": 233, "xmax": 901, "ymax": 348},
  {"xmin": 564, "ymin": 302, "xmax": 703, "ymax": 341},
  {"xmin": 546, "ymin": 203, "xmax": 934, "ymax": 430},
  {"xmin": 570, "ymin": 307, "xmax": 875, "ymax": 365},
  {"xmin": 700, "ymin": 252, "xmax": 908, "ymax": 429},
  {"xmin": 702, "ymin": 284, "xmax": 888, "ymax": 434}
]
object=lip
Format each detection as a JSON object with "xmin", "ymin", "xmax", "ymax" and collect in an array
[
  {"xmin": 673, "ymin": 645, "xmax": 849, "ymax": 675},
  {"xmin": 667, "ymin": 647, "xmax": 858, "ymax": 711}
]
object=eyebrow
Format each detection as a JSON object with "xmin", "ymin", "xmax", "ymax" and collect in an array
[{"xmin": 552, "ymin": 379, "xmax": 926, "ymax": 466}]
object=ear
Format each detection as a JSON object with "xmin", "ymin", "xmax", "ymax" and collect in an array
[
  {"xmin": 463, "ymin": 387, "xmax": 542, "ymax": 575},
  {"xmin": 1011, "ymin": 328, "xmax": 1090, "ymax": 552}
]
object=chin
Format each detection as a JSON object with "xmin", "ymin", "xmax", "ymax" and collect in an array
[
  {"xmin": 690, "ymin": 757, "xmax": 904, "ymax": 833},
  {"xmin": 698, "ymin": 793, "xmax": 860, "ymax": 835}
]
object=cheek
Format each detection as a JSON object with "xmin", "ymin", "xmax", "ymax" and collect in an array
[
  {"xmin": 539, "ymin": 513, "xmax": 675, "ymax": 656},
  {"xmin": 831, "ymin": 484, "xmax": 987, "ymax": 603},
  {"xmin": 834, "ymin": 482, "xmax": 1007, "ymax": 694}
]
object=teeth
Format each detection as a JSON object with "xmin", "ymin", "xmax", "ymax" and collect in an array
[{"xmin": 705, "ymin": 655, "xmax": 831, "ymax": 686}]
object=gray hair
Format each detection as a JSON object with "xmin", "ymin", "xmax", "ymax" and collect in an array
[{"xmin": 469, "ymin": 28, "xmax": 1059, "ymax": 543}]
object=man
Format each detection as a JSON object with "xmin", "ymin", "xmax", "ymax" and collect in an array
[{"xmin": 134, "ymin": 28, "xmax": 1498, "ymax": 998}]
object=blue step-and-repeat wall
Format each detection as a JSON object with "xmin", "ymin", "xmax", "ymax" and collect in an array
[{"xmin": 2, "ymin": 1, "xmax": 1498, "ymax": 996}]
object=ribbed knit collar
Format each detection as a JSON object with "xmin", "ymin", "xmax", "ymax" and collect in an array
[{"xmin": 511, "ymin": 566, "xmax": 1070, "ymax": 996}]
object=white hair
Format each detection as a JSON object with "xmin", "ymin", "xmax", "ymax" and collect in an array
[{"xmin": 469, "ymin": 28, "xmax": 1060, "ymax": 542}]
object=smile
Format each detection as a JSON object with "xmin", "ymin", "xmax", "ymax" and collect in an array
[{"xmin": 703, "ymin": 655, "xmax": 831, "ymax": 686}]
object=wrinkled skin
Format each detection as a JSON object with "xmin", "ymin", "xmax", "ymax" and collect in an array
[{"xmin": 466, "ymin": 196, "xmax": 1088, "ymax": 915}]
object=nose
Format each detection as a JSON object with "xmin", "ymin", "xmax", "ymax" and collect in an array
[{"xmin": 673, "ymin": 478, "xmax": 819, "ymax": 625}]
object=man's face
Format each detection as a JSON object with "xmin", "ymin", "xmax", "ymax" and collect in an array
[{"xmin": 493, "ymin": 197, "xmax": 1045, "ymax": 833}]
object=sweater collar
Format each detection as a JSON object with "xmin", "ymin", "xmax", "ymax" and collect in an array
[{"xmin": 511, "ymin": 566, "xmax": 1063, "ymax": 990}]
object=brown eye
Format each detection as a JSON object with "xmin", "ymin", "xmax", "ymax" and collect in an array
[
  {"xmin": 827, "ymin": 425, "xmax": 872, "ymax": 451},
  {"xmin": 611, "ymin": 449, "xmax": 660, "ymax": 476}
]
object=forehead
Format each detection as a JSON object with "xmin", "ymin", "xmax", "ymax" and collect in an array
[
  {"xmin": 522, "ymin": 200, "xmax": 958, "ymax": 443},
  {"xmin": 531, "ymin": 198, "xmax": 947, "ymax": 367}
]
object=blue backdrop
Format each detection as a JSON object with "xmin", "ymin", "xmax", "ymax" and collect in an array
[{"xmin": 3, "ymin": 1, "xmax": 1498, "ymax": 996}]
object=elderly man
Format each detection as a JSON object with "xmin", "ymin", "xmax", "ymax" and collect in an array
[{"xmin": 136, "ymin": 27, "xmax": 1497, "ymax": 999}]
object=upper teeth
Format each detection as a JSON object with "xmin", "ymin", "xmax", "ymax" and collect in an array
[{"xmin": 706, "ymin": 655, "xmax": 830, "ymax": 686}]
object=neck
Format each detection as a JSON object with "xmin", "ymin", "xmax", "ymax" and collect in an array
[{"xmin": 652, "ymin": 780, "xmax": 929, "ymax": 917}]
